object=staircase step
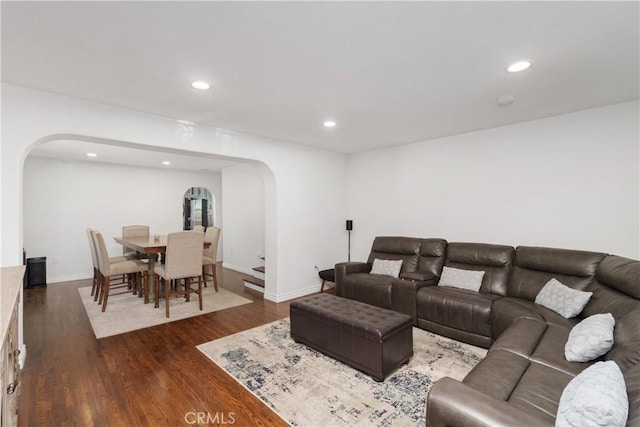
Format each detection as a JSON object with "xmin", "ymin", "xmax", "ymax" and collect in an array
[{"xmin": 243, "ymin": 276, "xmax": 265, "ymax": 293}]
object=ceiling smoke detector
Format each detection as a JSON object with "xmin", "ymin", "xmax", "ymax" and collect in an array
[{"xmin": 497, "ymin": 94, "xmax": 516, "ymax": 106}]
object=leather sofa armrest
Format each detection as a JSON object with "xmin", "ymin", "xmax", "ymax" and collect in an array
[
  {"xmin": 400, "ymin": 271, "xmax": 438, "ymax": 282},
  {"xmin": 391, "ymin": 277, "xmax": 437, "ymax": 325},
  {"xmin": 335, "ymin": 262, "xmax": 371, "ymax": 297},
  {"xmin": 426, "ymin": 378, "xmax": 551, "ymax": 427}
]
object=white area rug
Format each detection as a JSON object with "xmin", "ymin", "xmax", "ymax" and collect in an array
[
  {"xmin": 197, "ymin": 318, "xmax": 487, "ymax": 426},
  {"xmin": 78, "ymin": 285, "xmax": 252, "ymax": 339}
]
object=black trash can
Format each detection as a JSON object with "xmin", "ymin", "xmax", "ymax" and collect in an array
[{"xmin": 26, "ymin": 257, "xmax": 47, "ymax": 289}]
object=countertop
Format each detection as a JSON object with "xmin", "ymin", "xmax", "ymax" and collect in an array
[{"xmin": 1, "ymin": 266, "xmax": 25, "ymax": 340}]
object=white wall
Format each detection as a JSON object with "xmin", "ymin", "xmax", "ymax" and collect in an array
[
  {"xmin": 23, "ymin": 156, "xmax": 223, "ymax": 283},
  {"xmin": 2, "ymin": 84, "xmax": 349, "ymax": 304},
  {"xmin": 221, "ymin": 164, "xmax": 265, "ymax": 275},
  {"xmin": 348, "ymin": 101, "xmax": 640, "ymax": 260}
]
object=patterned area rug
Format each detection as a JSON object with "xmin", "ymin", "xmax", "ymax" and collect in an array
[
  {"xmin": 197, "ymin": 318, "xmax": 487, "ymax": 426},
  {"xmin": 79, "ymin": 285, "xmax": 252, "ymax": 339}
]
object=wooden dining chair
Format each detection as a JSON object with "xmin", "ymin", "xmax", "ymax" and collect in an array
[
  {"xmin": 154, "ymin": 231, "xmax": 204, "ymax": 318},
  {"xmin": 202, "ymin": 227, "xmax": 221, "ymax": 291},
  {"xmin": 122, "ymin": 225, "xmax": 150, "ymax": 260},
  {"xmin": 193, "ymin": 225, "xmax": 205, "ymax": 232},
  {"xmin": 87, "ymin": 228, "xmax": 102, "ymax": 298},
  {"xmin": 88, "ymin": 229, "xmax": 129, "ymax": 302},
  {"xmin": 94, "ymin": 231, "xmax": 148, "ymax": 312}
]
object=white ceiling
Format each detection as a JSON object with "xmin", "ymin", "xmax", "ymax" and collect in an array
[
  {"xmin": 29, "ymin": 140, "xmax": 238, "ymax": 173},
  {"xmin": 2, "ymin": 1, "xmax": 639, "ymax": 157}
]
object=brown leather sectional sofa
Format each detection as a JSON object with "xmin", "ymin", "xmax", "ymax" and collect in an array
[
  {"xmin": 335, "ymin": 237, "xmax": 640, "ymax": 426},
  {"xmin": 335, "ymin": 237, "xmax": 446, "ymax": 324}
]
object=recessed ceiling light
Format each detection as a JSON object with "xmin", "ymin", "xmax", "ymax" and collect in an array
[
  {"xmin": 507, "ymin": 61, "xmax": 532, "ymax": 73},
  {"xmin": 323, "ymin": 120, "xmax": 337, "ymax": 128},
  {"xmin": 162, "ymin": 161, "xmax": 171, "ymax": 165},
  {"xmin": 191, "ymin": 81, "xmax": 211, "ymax": 90},
  {"xmin": 86, "ymin": 153, "xmax": 97, "ymax": 157}
]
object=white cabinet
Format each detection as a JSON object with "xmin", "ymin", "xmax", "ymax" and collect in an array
[{"xmin": 1, "ymin": 266, "xmax": 25, "ymax": 427}]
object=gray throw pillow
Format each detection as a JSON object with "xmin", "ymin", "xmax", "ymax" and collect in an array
[
  {"xmin": 556, "ymin": 361, "xmax": 628, "ymax": 427},
  {"xmin": 565, "ymin": 313, "xmax": 615, "ymax": 362},
  {"xmin": 370, "ymin": 258, "xmax": 402, "ymax": 278},
  {"xmin": 535, "ymin": 278, "xmax": 592, "ymax": 318},
  {"xmin": 438, "ymin": 266, "xmax": 485, "ymax": 292}
]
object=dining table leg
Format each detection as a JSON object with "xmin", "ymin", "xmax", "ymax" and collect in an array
[{"xmin": 147, "ymin": 253, "xmax": 157, "ymax": 306}]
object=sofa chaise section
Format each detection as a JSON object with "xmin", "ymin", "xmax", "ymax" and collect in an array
[{"xmin": 426, "ymin": 253, "xmax": 640, "ymax": 427}]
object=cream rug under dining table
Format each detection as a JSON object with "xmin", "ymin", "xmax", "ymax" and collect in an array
[{"xmin": 78, "ymin": 285, "xmax": 252, "ymax": 338}]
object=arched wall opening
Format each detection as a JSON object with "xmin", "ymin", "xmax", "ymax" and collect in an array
[
  {"xmin": 20, "ymin": 134, "xmax": 277, "ymax": 297},
  {"xmin": 3, "ymin": 83, "xmax": 349, "ymax": 307},
  {"xmin": 3, "ymin": 84, "xmax": 349, "ymax": 362}
]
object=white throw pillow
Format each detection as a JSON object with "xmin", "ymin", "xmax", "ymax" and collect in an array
[
  {"xmin": 535, "ymin": 278, "xmax": 592, "ymax": 319},
  {"xmin": 556, "ymin": 361, "xmax": 628, "ymax": 427},
  {"xmin": 437, "ymin": 266, "xmax": 485, "ymax": 292},
  {"xmin": 565, "ymin": 313, "xmax": 615, "ymax": 362},
  {"xmin": 370, "ymin": 259, "xmax": 402, "ymax": 278}
]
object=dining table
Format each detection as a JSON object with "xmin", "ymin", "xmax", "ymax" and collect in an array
[{"xmin": 114, "ymin": 234, "xmax": 211, "ymax": 306}]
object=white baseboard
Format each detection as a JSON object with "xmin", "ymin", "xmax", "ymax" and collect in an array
[
  {"xmin": 263, "ymin": 283, "xmax": 327, "ymax": 303},
  {"xmin": 47, "ymin": 273, "xmax": 93, "ymax": 284}
]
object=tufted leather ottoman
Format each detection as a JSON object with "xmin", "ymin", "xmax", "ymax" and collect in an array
[{"xmin": 290, "ymin": 293, "xmax": 413, "ymax": 381}]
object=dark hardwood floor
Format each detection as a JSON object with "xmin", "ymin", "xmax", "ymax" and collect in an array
[{"xmin": 18, "ymin": 266, "xmax": 316, "ymax": 426}]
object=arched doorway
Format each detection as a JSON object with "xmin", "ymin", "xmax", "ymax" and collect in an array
[{"xmin": 183, "ymin": 187, "xmax": 215, "ymax": 230}]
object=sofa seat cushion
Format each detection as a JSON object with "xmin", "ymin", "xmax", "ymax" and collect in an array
[
  {"xmin": 463, "ymin": 349, "xmax": 530, "ymax": 400},
  {"xmin": 492, "ymin": 297, "xmax": 578, "ymax": 339},
  {"xmin": 529, "ymin": 324, "xmax": 594, "ymax": 376},
  {"xmin": 507, "ymin": 362, "xmax": 574, "ymax": 424},
  {"xmin": 491, "ymin": 317, "xmax": 592, "ymax": 376},
  {"xmin": 417, "ymin": 286, "xmax": 500, "ymax": 338},
  {"xmin": 344, "ymin": 273, "xmax": 393, "ymax": 308},
  {"xmin": 463, "ymin": 349, "xmax": 574, "ymax": 425}
]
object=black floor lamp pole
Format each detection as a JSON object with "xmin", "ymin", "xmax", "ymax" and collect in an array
[{"xmin": 346, "ymin": 220, "xmax": 353, "ymax": 262}]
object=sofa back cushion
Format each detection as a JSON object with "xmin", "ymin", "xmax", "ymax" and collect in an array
[
  {"xmin": 583, "ymin": 255, "xmax": 640, "ymax": 375},
  {"xmin": 444, "ymin": 242, "xmax": 514, "ymax": 296},
  {"xmin": 508, "ymin": 246, "xmax": 606, "ymax": 302},
  {"xmin": 583, "ymin": 255, "xmax": 640, "ymax": 320},
  {"xmin": 367, "ymin": 236, "xmax": 422, "ymax": 275},
  {"xmin": 416, "ymin": 238, "xmax": 447, "ymax": 277}
]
